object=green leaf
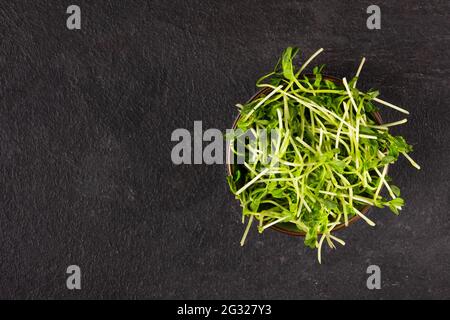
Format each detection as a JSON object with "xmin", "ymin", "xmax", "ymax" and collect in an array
[
  {"xmin": 388, "ymin": 204, "xmax": 399, "ymax": 215},
  {"xmin": 324, "ymin": 79, "xmax": 337, "ymax": 89},
  {"xmin": 390, "ymin": 197, "xmax": 404, "ymax": 207},
  {"xmin": 271, "ymin": 188, "xmax": 285, "ymax": 198},
  {"xmin": 319, "ymin": 198, "xmax": 339, "ymax": 211},
  {"xmin": 289, "ymin": 202, "xmax": 297, "ymax": 212},
  {"xmin": 226, "ymin": 176, "xmax": 236, "ymax": 194},
  {"xmin": 381, "ymin": 155, "xmax": 396, "ymax": 165},
  {"xmin": 250, "ymin": 199, "xmax": 261, "ymax": 211},
  {"xmin": 366, "ymin": 89, "xmax": 380, "ymax": 99},
  {"xmin": 359, "ymin": 126, "xmax": 376, "ymax": 135},
  {"xmin": 281, "ymin": 47, "xmax": 299, "ymax": 81},
  {"xmin": 314, "ymin": 73, "xmax": 322, "ymax": 87},
  {"xmin": 389, "ymin": 136, "xmax": 413, "ymax": 157},
  {"xmin": 391, "ymin": 185, "xmax": 401, "ymax": 197},
  {"xmin": 304, "ymin": 229, "xmax": 317, "ymax": 249},
  {"xmin": 267, "ymin": 181, "xmax": 277, "ymax": 191},
  {"xmin": 234, "ymin": 172, "xmax": 241, "ymax": 185},
  {"xmin": 330, "ymin": 160, "xmax": 346, "ymax": 173}
]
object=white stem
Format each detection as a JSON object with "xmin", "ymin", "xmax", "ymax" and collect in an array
[
  {"xmin": 373, "ymin": 164, "xmax": 389, "ymax": 200},
  {"xmin": 261, "ymin": 216, "xmax": 289, "ymax": 231},
  {"xmin": 353, "ymin": 207, "xmax": 376, "ymax": 227},
  {"xmin": 242, "ymin": 85, "xmax": 283, "ymax": 121},
  {"xmin": 297, "ymin": 48, "xmax": 324, "ymax": 75},
  {"xmin": 374, "ymin": 167, "xmax": 396, "ymax": 199},
  {"xmin": 343, "ymin": 77, "xmax": 358, "ymax": 113},
  {"xmin": 353, "ymin": 57, "xmax": 366, "ymax": 88},
  {"xmin": 329, "ymin": 234, "xmax": 346, "ymax": 246},
  {"xmin": 373, "ymin": 97, "xmax": 410, "ymax": 115},
  {"xmin": 318, "ymin": 128, "xmax": 323, "ymax": 150},
  {"xmin": 240, "ymin": 216, "xmax": 254, "ymax": 246},
  {"xmin": 317, "ymin": 233, "xmax": 326, "ymax": 264},
  {"xmin": 402, "ymin": 152, "xmax": 421, "ymax": 170},
  {"xmin": 369, "ymin": 119, "xmax": 408, "ymax": 129},
  {"xmin": 296, "ymin": 137, "xmax": 316, "ymax": 153},
  {"xmin": 236, "ymin": 168, "xmax": 270, "ymax": 195}
]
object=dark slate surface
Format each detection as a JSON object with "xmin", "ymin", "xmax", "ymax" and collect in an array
[{"xmin": 0, "ymin": 0, "xmax": 449, "ymax": 299}]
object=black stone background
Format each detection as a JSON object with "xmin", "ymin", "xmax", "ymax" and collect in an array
[{"xmin": 0, "ymin": 0, "xmax": 449, "ymax": 299}]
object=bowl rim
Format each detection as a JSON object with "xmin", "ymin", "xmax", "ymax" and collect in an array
[{"xmin": 226, "ymin": 74, "xmax": 384, "ymax": 237}]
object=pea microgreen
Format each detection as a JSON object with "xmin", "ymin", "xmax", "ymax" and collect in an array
[{"xmin": 227, "ymin": 47, "xmax": 420, "ymax": 263}]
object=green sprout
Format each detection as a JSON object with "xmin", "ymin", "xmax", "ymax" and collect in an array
[{"xmin": 227, "ymin": 47, "xmax": 420, "ymax": 263}]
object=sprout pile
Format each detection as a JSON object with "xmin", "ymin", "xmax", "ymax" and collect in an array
[{"xmin": 226, "ymin": 47, "xmax": 420, "ymax": 263}]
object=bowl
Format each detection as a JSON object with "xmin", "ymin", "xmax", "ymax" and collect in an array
[{"xmin": 226, "ymin": 74, "xmax": 383, "ymax": 236}]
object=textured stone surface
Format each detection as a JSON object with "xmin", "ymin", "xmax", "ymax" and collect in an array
[{"xmin": 0, "ymin": 0, "xmax": 449, "ymax": 299}]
